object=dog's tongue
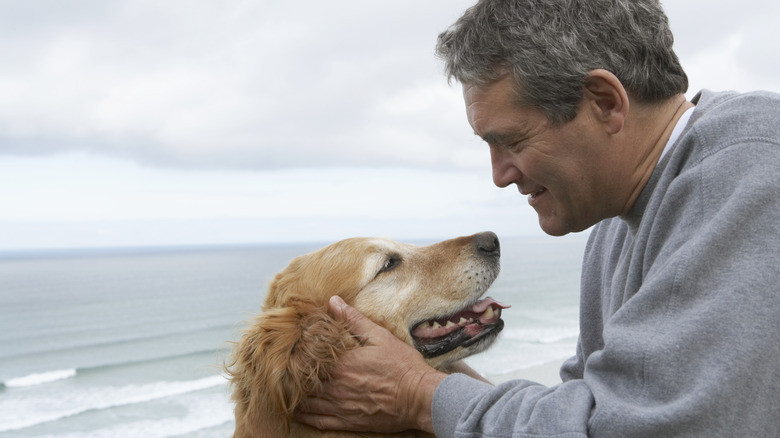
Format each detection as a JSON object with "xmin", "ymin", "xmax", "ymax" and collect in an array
[
  {"xmin": 470, "ymin": 297, "xmax": 509, "ymax": 314},
  {"xmin": 411, "ymin": 297, "xmax": 509, "ymax": 339}
]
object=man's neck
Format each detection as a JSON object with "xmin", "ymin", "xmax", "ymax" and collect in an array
[{"xmin": 620, "ymin": 94, "xmax": 694, "ymax": 215}]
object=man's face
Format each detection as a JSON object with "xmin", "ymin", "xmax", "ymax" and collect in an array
[{"xmin": 464, "ymin": 75, "xmax": 622, "ymax": 236}]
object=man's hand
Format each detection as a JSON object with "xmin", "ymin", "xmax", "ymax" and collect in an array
[{"xmin": 295, "ymin": 296, "xmax": 448, "ymax": 434}]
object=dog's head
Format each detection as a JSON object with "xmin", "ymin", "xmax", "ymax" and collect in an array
[
  {"xmin": 228, "ymin": 231, "xmax": 505, "ymax": 437},
  {"xmin": 266, "ymin": 231, "xmax": 505, "ymax": 367}
]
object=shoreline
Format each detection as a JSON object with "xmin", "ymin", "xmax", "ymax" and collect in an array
[{"xmin": 488, "ymin": 358, "xmax": 567, "ymax": 387}]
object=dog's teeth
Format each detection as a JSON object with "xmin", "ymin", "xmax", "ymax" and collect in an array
[
  {"xmin": 415, "ymin": 322, "xmax": 430, "ymax": 331},
  {"xmin": 432, "ymin": 322, "xmax": 442, "ymax": 329},
  {"xmin": 459, "ymin": 317, "xmax": 468, "ymax": 324},
  {"xmin": 445, "ymin": 320, "xmax": 456, "ymax": 328},
  {"xmin": 482, "ymin": 306, "xmax": 494, "ymax": 320}
]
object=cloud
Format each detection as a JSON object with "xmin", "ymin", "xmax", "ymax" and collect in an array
[
  {"xmin": 0, "ymin": 0, "xmax": 481, "ymax": 170},
  {"xmin": 3, "ymin": 0, "xmax": 779, "ymax": 171},
  {"xmin": 664, "ymin": 0, "xmax": 780, "ymax": 95},
  {"xmin": 3, "ymin": 0, "xmax": 779, "ymax": 250}
]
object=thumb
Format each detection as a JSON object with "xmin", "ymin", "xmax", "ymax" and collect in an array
[
  {"xmin": 329, "ymin": 295, "xmax": 387, "ymax": 343},
  {"xmin": 328, "ymin": 295, "xmax": 349, "ymax": 320}
]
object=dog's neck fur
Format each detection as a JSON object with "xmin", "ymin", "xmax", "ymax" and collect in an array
[{"xmin": 228, "ymin": 299, "xmax": 354, "ymax": 437}]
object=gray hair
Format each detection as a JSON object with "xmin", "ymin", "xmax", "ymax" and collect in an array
[{"xmin": 435, "ymin": 0, "xmax": 689, "ymax": 125}]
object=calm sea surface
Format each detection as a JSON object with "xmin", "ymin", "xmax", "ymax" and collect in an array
[{"xmin": 0, "ymin": 234, "xmax": 588, "ymax": 437}]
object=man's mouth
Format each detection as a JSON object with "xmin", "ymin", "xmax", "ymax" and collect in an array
[
  {"xmin": 410, "ymin": 297, "xmax": 510, "ymax": 358},
  {"xmin": 529, "ymin": 188, "xmax": 547, "ymax": 199}
]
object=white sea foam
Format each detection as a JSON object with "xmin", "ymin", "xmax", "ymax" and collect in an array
[
  {"xmin": 0, "ymin": 375, "xmax": 228, "ymax": 432},
  {"xmin": 32, "ymin": 390, "xmax": 235, "ymax": 438},
  {"xmin": 465, "ymin": 325, "xmax": 579, "ymax": 377},
  {"xmin": 3, "ymin": 368, "xmax": 77, "ymax": 387}
]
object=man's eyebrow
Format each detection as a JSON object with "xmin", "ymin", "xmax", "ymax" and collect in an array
[{"xmin": 476, "ymin": 131, "xmax": 520, "ymax": 146}]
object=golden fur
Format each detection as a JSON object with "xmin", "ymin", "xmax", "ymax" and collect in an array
[{"xmin": 225, "ymin": 232, "xmax": 502, "ymax": 437}]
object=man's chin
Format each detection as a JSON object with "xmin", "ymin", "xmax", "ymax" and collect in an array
[{"xmin": 537, "ymin": 215, "xmax": 574, "ymax": 237}]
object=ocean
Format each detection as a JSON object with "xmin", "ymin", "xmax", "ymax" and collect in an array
[{"xmin": 0, "ymin": 233, "xmax": 588, "ymax": 437}]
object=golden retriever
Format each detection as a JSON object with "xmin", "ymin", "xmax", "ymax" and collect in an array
[{"xmin": 226, "ymin": 231, "xmax": 507, "ymax": 438}]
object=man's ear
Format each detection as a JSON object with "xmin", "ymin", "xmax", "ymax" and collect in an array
[{"xmin": 584, "ymin": 69, "xmax": 629, "ymax": 134}]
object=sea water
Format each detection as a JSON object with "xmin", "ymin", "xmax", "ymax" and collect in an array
[{"xmin": 0, "ymin": 233, "xmax": 588, "ymax": 437}]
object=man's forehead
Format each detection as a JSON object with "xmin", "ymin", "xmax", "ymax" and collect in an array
[
  {"xmin": 463, "ymin": 74, "xmax": 517, "ymax": 101},
  {"xmin": 463, "ymin": 78, "xmax": 522, "ymax": 126}
]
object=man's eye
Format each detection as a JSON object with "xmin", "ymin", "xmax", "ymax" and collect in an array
[
  {"xmin": 502, "ymin": 141, "xmax": 523, "ymax": 152},
  {"xmin": 379, "ymin": 255, "xmax": 401, "ymax": 274}
]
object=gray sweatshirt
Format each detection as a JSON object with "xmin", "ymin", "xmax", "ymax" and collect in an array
[{"xmin": 432, "ymin": 90, "xmax": 780, "ymax": 437}]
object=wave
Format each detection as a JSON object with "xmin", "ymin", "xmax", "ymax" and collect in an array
[
  {"xmin": 0, "ymin": 321, "xmax": 238, "ymax": 362},
  {"xmin": 31, "ymin": 390, "xmax": 235, "ymax": 438},
  {"xmin": 0, "ymin": 347, "xmax": 230, "ymax": 389},
  {"xmin": 74, "ymin": 347, "xmax": 231, "ymax": 374},
  {"xmin": 466, "ymin": 327, "xmax": 580, "ymax": 377},
  {"xmin": 2, "ymin": 368, "xmax": 77, "ymax": 388},
  {"xmin": 0, "ymin": 375, "xmax": 228, "ymax": 432}
]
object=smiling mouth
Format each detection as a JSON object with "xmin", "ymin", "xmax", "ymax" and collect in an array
[
  {"xmin": 529, "ymin": 188, "xmax": 547, "ymax": 199},
  {"xmin": 410, "ymin": 297, "xmax": 510, "ymax": 358}
]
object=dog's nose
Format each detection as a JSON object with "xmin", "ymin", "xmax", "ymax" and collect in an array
[{"xmin": 474, "ymin": 231, "xmax": 500, "ymax": 257}]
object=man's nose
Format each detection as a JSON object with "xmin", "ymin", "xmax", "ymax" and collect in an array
[{"xmin": 490, "ymin": 146, "xmax": 521, "ymax": 188}]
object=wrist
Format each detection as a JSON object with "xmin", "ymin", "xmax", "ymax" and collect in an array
[{"xmin": 405, "ymin": 368, "xmax": 448, "ymax": 433}]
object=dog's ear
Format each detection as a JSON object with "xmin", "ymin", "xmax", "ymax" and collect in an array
[{"xmin": 226, "ymin": 298, "xmax": 357, "ymax": 437}]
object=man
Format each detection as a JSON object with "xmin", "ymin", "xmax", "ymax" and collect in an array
[{"xmin": 298, "ymin": 0, "xmax": 780, "ymax": 436}]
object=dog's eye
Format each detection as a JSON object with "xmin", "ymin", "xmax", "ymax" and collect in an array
[{"xmin": 379, "ymin": 255, "xmax": 401, "ymax": 274}]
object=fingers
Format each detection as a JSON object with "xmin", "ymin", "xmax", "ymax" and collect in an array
[
  {"xmin": 296, "ymin": 395, "xmax": 355, "ymax": 432},
  {"xmin": 296, "ymin": 389, "xmax": 397, "ymax": 433},
  {"xmin": 328, "ymin": 295, "xmax": 348, "ymax": 319},
  {"xmin": 297, "ymin": 296, "xmax": 442, "ymax": 434},
  {"xmin": 296, "ymin": 380, "xmax": 342, "ymax": 427},
  {"xmin": 329, "ymin": 295, "xmax": 392, "ymax": 345},
  {"xmin": 295, "ymin": 410, "xmax": 346, "ymax": 432}
]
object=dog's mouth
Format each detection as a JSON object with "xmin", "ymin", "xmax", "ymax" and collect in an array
[{"xmin": 410, "ymin": 297, "xmax": 510, "ymax": 359}]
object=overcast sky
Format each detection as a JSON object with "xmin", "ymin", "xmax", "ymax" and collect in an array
[{"xmin": 2, "ymin": 0, "xmax": 779, "ymax": 250}]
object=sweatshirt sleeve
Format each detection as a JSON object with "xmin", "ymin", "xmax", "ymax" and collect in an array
[{"xmin": 432, "ymin": 373, "xmax": 593, "ymax": 437}]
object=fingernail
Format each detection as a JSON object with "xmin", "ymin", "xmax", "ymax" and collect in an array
[{"xmin": 330, "ymin": 295, "xmax": 346, "ymax": 312}]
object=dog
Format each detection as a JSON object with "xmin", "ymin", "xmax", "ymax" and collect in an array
[{"xmin": 225, "ymin": 231, "xmax": 507, "ymax": 437}]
